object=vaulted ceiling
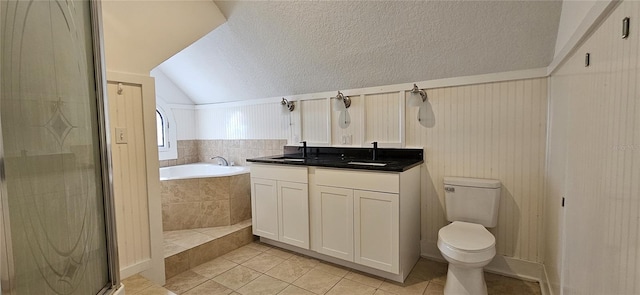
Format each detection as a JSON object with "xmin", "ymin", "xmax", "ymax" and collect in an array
[{"xmin": 156, "ymin": 1, "xmax": 562, "ymax": 105}]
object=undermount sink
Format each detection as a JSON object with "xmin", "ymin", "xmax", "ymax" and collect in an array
[{"xmin": 347, "ymin": 161, "xmax": 388, "ymax": 167}]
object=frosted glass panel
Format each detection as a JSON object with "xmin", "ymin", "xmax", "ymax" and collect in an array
[{"xmin": 0, "ymin": 0, "xmax": 110, "ymax": 294}]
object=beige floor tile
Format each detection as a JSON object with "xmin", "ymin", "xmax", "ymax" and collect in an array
[
  {"xmin": 278, "ymin": 285, "xmax": 315, "ymax": 295},
  {"xmin": 236, "ymin": 274, "xmax": 289, "ymax": 295},
  {"xmin": 241, "ymin": 252, "xmax": 285, "ymax": 273},
  {"xmin": 293, "ymin": 268, "xmax": 342, "ymax": 294},
  {"xmin": 343, "ymin": 271, "xmax": 384, "ymax": 289},
  {"xmin": 265, "ymin": 259, "xmax": 315, "ymax": 283},
  {"xmin": 164, "ymin": 270, "xmax": 209, "ymax": 294},
  {"xmin": 378, "ymin": 275, "xmax": 429, "ymax": 295},
  {"xmin": 423, "ymin": 281, "xmax": 444, "ymax": 295},
  {"xmin": 164, "ymin": 242, "xmax": 188, "ymax": 258},
  {"xmin": 373, "ymin": 289, "xmax": 396, "ymax": 295},
  {"xmin": 408, "ymin": 258, "xmax": 448, "ymax": 285},
  {"xmin": 136, "ymin": 285, "xmax": 178, "ymax": 295},
  {"xmin": 485, "ymin": 272, "xmax": 542, "ymax": 295},
  {"xmin": 183, "ymin": 280, "xmax": 234, "ymax": 295},
  {"xmin": 222, "ymin": 246, "xmax": 263, "ymax": 263},
  {"xmin": 122, "ymin": 274, "xmax": 154, "ymax": 294},
  {"xmin": 325, "ymin": 278, "xmax": 376, "ymax": 295},
  {"xmin": 169, "ymin": 231, "xmax": 215, "ymax": 249},
  {"xmin": 313, "ymin": 262, "xmax": 349, "ymax": 277},
  {"xmin": 164, "ymin": 229, "xmax": 200, "ymax": 242},
  {"xmin": 197, "ymin": 226, "xmax": 237, "ymax": 238},
  {"xmin": 287, "ymin": 254, "xmax": 319, "ymax": 269},
  {"xmin": 213, "ymin": 265, "xmax": 262, "ymax": 290},
  {"xmin": 192, "ymin": 257, "xmax": 239, "ymax": 279},
  {"xmin": 265, "ymin": 247, "xmax": 294, "ymax": 259},
  {"xmin": 245, "ymin": 241, "xmax": 272, "ymax": 252}
]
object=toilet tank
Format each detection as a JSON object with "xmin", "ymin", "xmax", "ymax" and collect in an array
[{"xmin": 443, "ymin": 177, "xmax": 501, "ymax": 228}]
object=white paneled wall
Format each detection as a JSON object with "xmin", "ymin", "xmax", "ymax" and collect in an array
[
  {"xmin": 300, "ymin": 98, "xmax": 330, "ymax": 145},
  {"xmin": 172, "ymin": 107, "xmax": 197, "ymax": 140},
  {"xmin": 406, "ymin": 79, "xmax": 548, "ymax": 262},
  {"xmin": 196, "ymin": 102, "xmax": 291, "ymax": 140},
  {"xmin": 107, "ymin": 81, "xmax": 152, "ymax": 272},
  {"xmin": 332, "ymin": 95, "xmax": 364, "ymax": 146},
  {"xmin": 365, "ymin": 92, "xmax": 404, "ymax": 146},
  {"xmin": 547, "ymin": 1, "xmax": 640, "ymax": 294}
]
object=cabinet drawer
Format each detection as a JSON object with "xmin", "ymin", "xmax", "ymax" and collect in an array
[
  {"xmin": 251, "ymin": 164, "xmax": 308, "ymax": 183},
  {"xmin": 316, "ymin": 168, "xmax": 399, "ymax": 194}
]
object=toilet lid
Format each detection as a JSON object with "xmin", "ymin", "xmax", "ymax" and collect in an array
[{"xmin": 439, "ymin": 221, "xmax": 495, "ymax": 252}]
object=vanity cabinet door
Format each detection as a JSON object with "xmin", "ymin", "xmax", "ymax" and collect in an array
[
  {"xmin": 354, "ymin": 190, "xmax": 399, "ymax": 273},
  {"xmin": 278, "ymin": 181, "xmax": 309, "ymax": 249},
  {"xmin": 251, "ymin": 178, "xmax": 279, "ymax": 240},
  {"xmin": 315, "ymin": 186, "xmax": 354, "ymax": 261}
]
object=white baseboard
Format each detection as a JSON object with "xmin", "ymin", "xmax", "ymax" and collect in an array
[
  {"xmin": 120, "ymin": 259, "xmax": 152, "ymax": 280},
  {"xmin": 421, "ymin": 239, "xmax": 543, "ymax": 283},
  {"xmin": 111, "ymin": 283, "xmax": 125, "ymax": 295},
  {"xmin": 539, "ymin": 264, "xmax": 552, "ymax": 295}
]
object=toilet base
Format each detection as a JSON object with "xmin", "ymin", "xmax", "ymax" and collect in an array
[{"xmin": 443, "ymin": 263, "xmax": 487, "ymax": 295}]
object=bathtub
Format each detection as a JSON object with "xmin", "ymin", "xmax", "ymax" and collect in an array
[
  {"xmin": 160, "ymin": 163, "xmax": 249, "ymax": 180},
  {"xmin": 159, "ymin": 163, "xmax": 251, "ymax": 231}
]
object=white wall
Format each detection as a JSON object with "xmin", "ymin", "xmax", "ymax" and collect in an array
[
  {"xmin": 194, "ymin": 71, "xmax": 549, "ymax": 272},
  {"xmin": 554, "ymin": 1, "xmax": 597, "ymax": 57},
  {"xmin": 101, "ymin": 0, "xmax": 226, "ymax": 75},
  {"xmin": 546, "ymin": 1, "xmax": 640, "ymax": 294}
]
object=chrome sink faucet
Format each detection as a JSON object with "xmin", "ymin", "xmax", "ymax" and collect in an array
[
  {"xmin": 299, "ymin": 141, "xmax": 307, "ymax": 158},
  {"xmin": 372, "ymin": 141, "xmax": 378, "ymax": 161},
  {"xmin": 210, "ymin": 156, "xmax": 229, "ymax": 166}
]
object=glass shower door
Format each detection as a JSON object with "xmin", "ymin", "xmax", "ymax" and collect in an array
[{"xmin": 0, "ymin": 0, "xmax": 118, "ymax": 294}]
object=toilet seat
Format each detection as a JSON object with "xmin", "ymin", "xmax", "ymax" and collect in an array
[{"xmin": 438, "ymin": 221, "xmax": 496, "ymax": 264}]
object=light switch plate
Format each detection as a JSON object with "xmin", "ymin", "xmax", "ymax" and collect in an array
[{"xmin": 115, "ymin": 127, "xmax": 127, "ymax": 144}]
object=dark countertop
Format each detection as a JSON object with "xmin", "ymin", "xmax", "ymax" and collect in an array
[{"xmin": 246, "ymin": 146, "xmax": 424, "ymax": 172}]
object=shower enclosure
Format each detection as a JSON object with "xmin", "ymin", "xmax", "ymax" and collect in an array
[{"xmin": 0, "ymin": 0, "xmax": 120, "ymax": 294}]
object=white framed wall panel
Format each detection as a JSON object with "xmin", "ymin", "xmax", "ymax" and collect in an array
[
  {"xmin": 300, "ymin": 98, "xmax": 330, "ymax": 145},
  {"xmin": 196, "ymin": 102, "xmax": 291, "ymax": 140},
  {"xmin": 364, "ymin": 92, "xmax": 404, "ymax": 147},
  {"xmin": 406, "ymin": 78, "xmax": 548, "ymax": 262},
  {"xmin": 331, "ymin": 95, "xmax": 363, "ymax": 147}
]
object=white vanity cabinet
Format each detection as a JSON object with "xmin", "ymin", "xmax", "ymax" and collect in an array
[
  {"xmin": 251, "ymin": 164, "xmax": 309, "ymax": 249},
  {"xmin": 312, "ymin": 167, "xmax": 419, "ymax": 276},
  {"xmin": 250, "ymin": 162, "xmax": 420, "ymax": 282}
]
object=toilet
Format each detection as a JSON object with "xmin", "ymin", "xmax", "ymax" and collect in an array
[{"xmin": 437, "ymin": 177, "xmax": 501, "ymax": 295}]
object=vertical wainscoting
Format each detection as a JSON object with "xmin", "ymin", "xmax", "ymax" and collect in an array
[
  {"xmin": 332, "ymin": 95, "xmax": 364, "ymax": 146},
  {"xmin": 365, "ymin": 92, "xmax": 404, "ymax": 147},
  {"xmin": 406, "ymin": 78, "xmax": 548, "ymax": 262},
  {"xmin": 196, "ymin": 102, "xmax": 291, "ymax": 140},
  {"xmin": 107, "ymin": 82, "xmax": 153, "ymax": 273},
  {"xmin": 300, "ymin": 98, "xmax": 330, "ymax": 145},
  {"xmin": 547, "ymin": 1, "xmax": 640, "ymax": 294}
]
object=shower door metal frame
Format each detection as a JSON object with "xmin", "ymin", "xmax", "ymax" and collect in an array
[{"xmin": 0, "ymin": 0, "xmax": 121, "ymax": 294}]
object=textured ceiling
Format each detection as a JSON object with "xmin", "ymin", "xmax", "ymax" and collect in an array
[{"xmin": 157, "ymin": 1, "xmax": 562, "ymax": 105}]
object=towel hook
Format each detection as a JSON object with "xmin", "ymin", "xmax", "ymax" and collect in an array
[{"xmin": 411, "ymin": 84, "xmax": 427, "ymax": 102}]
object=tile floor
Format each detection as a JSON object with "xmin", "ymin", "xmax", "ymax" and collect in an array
[
  {"xmin": 124, "ymin": 241, "xmax": 542, "ymax": 295},
  {"xmin": 164, "ymin": 220, "xmax": 253, "ymax": 258}
]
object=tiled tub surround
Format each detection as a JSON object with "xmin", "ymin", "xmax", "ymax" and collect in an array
[
  {"xmin": 159, "ymin": 139, "xmax": 288, "ymax": 167},
  {"xmin": 161, "ymin": 173, "xmax": 251, "ymax": 231}
]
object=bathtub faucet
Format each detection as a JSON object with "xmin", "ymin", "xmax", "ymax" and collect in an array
[{"xmin": 210, "ymin": 156, "xmax": 229, "ymax": 166}]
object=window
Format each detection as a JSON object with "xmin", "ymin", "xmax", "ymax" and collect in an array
[
  {"xmin": 156, "ymin": 110, "xmax": 165, "ymax": 147},
  {"xmin": 156, "ymin": 103, "xmax": 177, "ymax": 160}
]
